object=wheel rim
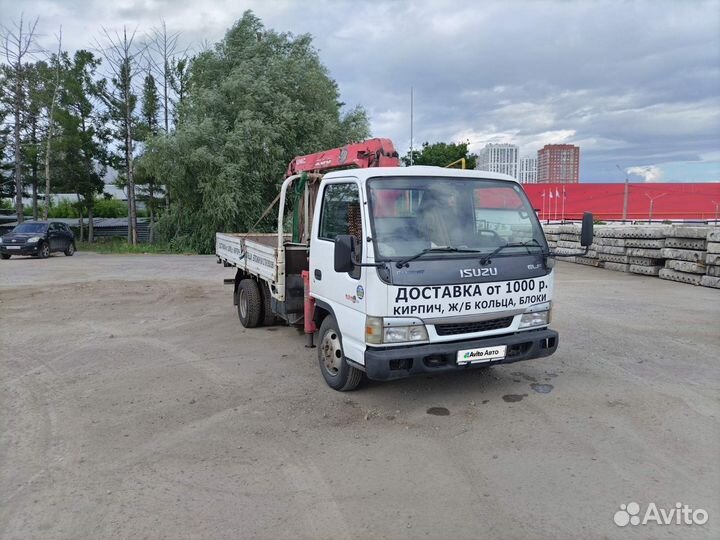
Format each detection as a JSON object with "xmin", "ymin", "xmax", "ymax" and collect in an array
[
  {"xmin": 68, "ymin": 244, "xmax": 74, "ymax": 254},
  {"xmin": 42, "ymin": 244, "xmax": 49, "ymax": 257},
  {"xmin": 239, "ymin": 288, "xmax": 248, "ymax": 319},
  {"xmin": 320, "ymin": 330, "xmax": 343, "ymax": 376}
]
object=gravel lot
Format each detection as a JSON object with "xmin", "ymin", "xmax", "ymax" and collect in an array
[{"xmin": 1, "ymin": 252, "xmax": 718, "ymax": 539}]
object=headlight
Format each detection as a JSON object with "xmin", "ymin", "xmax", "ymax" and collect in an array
[
  {"xmin": 0, "ymin": 237, "xmax": 3, "ymax": 244},
  {"xmin": 27, "ymin": 236, "xmax": 41, "ymax": 243},
  {"xmin": 519, "ymin": 302, "xmax": 551, "ymax": 328},
  {"xmin": 365, "ymin": 316, "xmax": 429, "ymax": 344}
]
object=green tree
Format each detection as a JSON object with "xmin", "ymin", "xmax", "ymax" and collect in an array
[
  {"xmin": 148, "ymin": 11, "xmax": 370, "ymax": 252},
  {"xmin": 135, "ymin": 69, "xmax": 165, "ymax": 241},
  {"xmin": 97, "ymin": 27, "xmax": 142, "ymax": 244},
  {"xmin": 402, "ymin": 141, "xmax": 477, "ymax": 169},
  {"xmin": 0, "ymin": 16, "xmax": 39, "ymax": 223},
  {"xmin": 53, "ymin": 50, "xmax": 106, "ymax": 241},
  {"xmin": 22, "ymin": 61, "xmax": 46, "ymax": 220}
]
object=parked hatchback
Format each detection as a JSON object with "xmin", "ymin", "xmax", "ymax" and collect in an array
[{"xmin": 0, "ymin": 221, "xmax": 76, "ymax": 259}]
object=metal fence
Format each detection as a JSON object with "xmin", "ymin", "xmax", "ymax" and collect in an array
[{"xmin": 0, "ymin": 217, "xmax": 153, "ymax": 243}]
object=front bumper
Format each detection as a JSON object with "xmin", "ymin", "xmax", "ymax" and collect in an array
[
  {"xmin": 362, "ymin": 328, "xmax": 558, "ymax": 380},
  {"xmin": 0, "ymin": 244, "xmax": 39, "ymax": 255}
]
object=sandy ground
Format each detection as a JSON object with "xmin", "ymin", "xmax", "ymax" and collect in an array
[{"xmin": 1, "ymin": 252, "xmax": 719, "ymax": 540}]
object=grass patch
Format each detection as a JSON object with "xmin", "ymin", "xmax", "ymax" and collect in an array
[{"xmin": 77, "ymin": 238, "xmax": 194, "ymax": 255}]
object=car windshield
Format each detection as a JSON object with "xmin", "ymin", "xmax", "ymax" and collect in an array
[
  {"xmin": 12, "ymin": 222, "xmax": 48, "ymax": 233},
  {"xmin": 367, "ymin": 176, "xmax": 546, "ymax": 260}
]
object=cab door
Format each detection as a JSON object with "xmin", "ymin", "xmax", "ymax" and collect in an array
[{"xmin": 310, "ymin": 179, "xmax": 368, "ymax": 364}]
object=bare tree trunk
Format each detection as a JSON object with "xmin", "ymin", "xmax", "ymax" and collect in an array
[
  {"xmin": 13, "ymin": 77, "xmax": 23, "ymax": 223},
  {"xmin": 2, "ymin": 16, "xmax": 39, "ymax": 224},
  {"xmin": 32, "ymin": 181, "xmax": 37, "ymax": 219},
  {"xmin": 148, "ymin": 180, "xmax": 155, "ymax": 243},
  {"xmin": 43, "ymin": 128, "xmax": 53, "ymax": 220},
  {"xmin": 88, "ymin": 205, "xmax": 94, "ymax": 243},
  {"xmin": 43, "ymin": 89, "xmax": 58, "ymax": 219},
  {"xmin": 76, "ymin": 194, "xmax": 84, "ymax": 242},
  {"xmin": 126, "ymin": 103, "xmax": 137, "ymax": 245}
]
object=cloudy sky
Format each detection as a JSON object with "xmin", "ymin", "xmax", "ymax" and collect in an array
[{"xmin": 3, "ymin": 0, "xmax": 719, "ymax": 182}]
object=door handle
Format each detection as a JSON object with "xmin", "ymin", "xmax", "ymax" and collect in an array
[{"xmin": 314, "ymin": 269, "xmax": 322, "ymax": 280}]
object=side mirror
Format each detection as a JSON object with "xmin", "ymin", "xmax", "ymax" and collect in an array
[
  {"xmin": 580, "ymin": 212, "xmax": 594, "ymax": 247},
  {"xmin": 334, "ymin": 235, "xmax": 355, "ymax": 273}
]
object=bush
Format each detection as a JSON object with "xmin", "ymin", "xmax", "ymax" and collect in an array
[
  {"xmin": 48, "ymin": 199, "xmax": 79, "ymax": 218},
  {"xmin": 93, "ymin": 198, "xmax": 127, "ymax": 218}
]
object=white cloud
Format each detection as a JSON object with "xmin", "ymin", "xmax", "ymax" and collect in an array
[{"xmin": 627, "ymin": 165, "xmax": 664, "ymax": 183}]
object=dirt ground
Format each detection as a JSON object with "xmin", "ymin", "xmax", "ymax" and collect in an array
[{"xmin": 1, "ymin": 252, "xmax": 718, "ymax": 540}]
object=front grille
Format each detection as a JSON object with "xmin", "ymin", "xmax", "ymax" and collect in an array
[{"xmin": 434, "ymin": 316, "xmax": 513, "ymax": 336}]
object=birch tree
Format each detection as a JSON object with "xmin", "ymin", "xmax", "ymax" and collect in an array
[
  {"xmin": 96, "ymin": 27, "xmax": 143, "ymax": 244},
  {"xmin": 1, "ymin": 15, "xmax": 39, "ymax": 223}
]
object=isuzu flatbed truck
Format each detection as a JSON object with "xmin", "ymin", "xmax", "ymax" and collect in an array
[{"xmin": 216, "ymin": 138, "xmax": 592, "ymax": 391}]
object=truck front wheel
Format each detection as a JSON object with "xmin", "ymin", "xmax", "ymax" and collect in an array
[
  {"xmin": 318, "ymin": 316, "xmax": 362, "ymax": 391},
  {"xmin": 237, "ymin": 279, "xmax": 262, "ymax": 328}
]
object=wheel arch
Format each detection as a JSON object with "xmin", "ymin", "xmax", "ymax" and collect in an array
[
  {"xmin": 233, "ymin": 269, "xmax": 269, "ymax": 306},
  {"xmin": 313, "ymin": 299, "xmax": 336, "ymax": 330}
]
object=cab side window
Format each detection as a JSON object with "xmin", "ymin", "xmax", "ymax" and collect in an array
[
  {"xmin": 319, "ymin": 182, "xmax": 362, "ymax": 279},
  {"xmin": 319, "ymin": 183, "xmax": 361, "ymax": 241}
]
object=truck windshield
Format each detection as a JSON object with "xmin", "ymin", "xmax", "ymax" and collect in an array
[{"xmin": 367, "ymin": 176, "xmax": 546, "ymax": 260}]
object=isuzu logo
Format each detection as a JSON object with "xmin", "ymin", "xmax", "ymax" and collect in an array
[{"xmin": 459, "ymin": 267, "xmax": 498, "ymax": 278}]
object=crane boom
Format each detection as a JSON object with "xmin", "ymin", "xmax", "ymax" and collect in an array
[{"xmin": 285, "ymin": 138, "xmax": 400, "ymax": 178}]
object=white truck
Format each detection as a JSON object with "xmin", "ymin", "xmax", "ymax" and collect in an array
[{"xmin": 216, "ymin": 139, "xmax": 593, "ymax": 391}]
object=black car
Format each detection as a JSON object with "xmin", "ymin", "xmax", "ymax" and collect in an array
[{"xmin": 0, "ymin": 221, "xmax": 76, "ymax": 259}]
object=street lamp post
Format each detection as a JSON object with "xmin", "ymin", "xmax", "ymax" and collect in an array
[
  {"xmin": 616, "ymin": 165, "xmax": 629, "ymax": 222},
  {"xmin": 645, "ymin": 192, "xmax": 667, "ymax": 224}
]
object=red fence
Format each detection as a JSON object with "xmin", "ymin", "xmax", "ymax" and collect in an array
[{"xmin": 522, "ymin": 183, "xmax": 720, "ymax": 221}]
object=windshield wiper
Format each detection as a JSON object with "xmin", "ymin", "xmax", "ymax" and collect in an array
[
  {"xmin": 479, "ymin": 239, "xmax": 544, "ymax": 265},
  {"xmin": 395, "ymin": 246, "xmax": 481, "ymax": 268}
]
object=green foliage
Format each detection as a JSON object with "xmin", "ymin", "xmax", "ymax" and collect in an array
[
  {"xmin": 46, "ymin": 197, "xmax": 127, "ymax": 218},
  {"xmin": 53, "ymin": 50, "xmax": 107, "ymax": 213},
  {"xmin": 402, "ymin": 141, "xmax": 478, "ymax": 169},
  {"xmin": 76, "ymin": 237, "xmax": 185, "ymax": 254},
  {"xmin": 93, "ymin": 197, "xmax": 128, "ymax": 217},
  {"xmin": 149, "ymin": 11, "xmax": 370, "ymax": 253},
  {"xmin": 48, "ymin": 199, "xmax": 79, "ymax": 218}
]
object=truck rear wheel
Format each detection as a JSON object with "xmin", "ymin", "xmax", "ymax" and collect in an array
[
  {"xmin": 318, "ymin": 316, "xmax": 362, "ymax": 391},
  {"xmin": 238, "ymin": 279, "xmax": 262, "ymax": 328}
]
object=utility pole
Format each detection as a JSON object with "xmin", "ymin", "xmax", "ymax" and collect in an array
[
  {"xmin": 409, "ymin": 86, "xmax": 414, "ymax": 166},
  {"xmin": 712, "ymin": 200, "xmax": 719, "ymax": 224},
  {"xmin": 646, "ymin": 192, "xmax": 667, "ymax": 223},
  {"xmin": 616, "ymin": 165, "xmax": 629, "ymax": 221}
]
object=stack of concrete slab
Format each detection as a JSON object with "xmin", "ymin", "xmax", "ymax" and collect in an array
[
  {"xmin": 659, "ymin": 226, "xmax": 708, "ymax": 286},
  {"xmin": 702, "ymin": 229, "xmax": 720, "ymax": 289},
  {"xmin": 542, "ymin": 224, "xmax": 560, "ymax": 252},
  {"xmin": 550, "ymin": 223, "xmax": 601, "ymax": 267},
  {"xmin": 594, "ymin": 226, "xmax": 632, "ymax": 273},
  {"xmin": 624, "ymin": 226, "xmax": 670, "ymax": 276}
]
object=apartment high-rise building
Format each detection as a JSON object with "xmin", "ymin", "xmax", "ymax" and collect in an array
[
  {"xmin": 536, "ymin": 144, "xmax": 580, "ymax": 183},
  {"xmin": 476, "ymin": 143, "xmax": 519, "ymax": 178},
  {"xmin": 518, "ymin": 157, "xmax": 537, "ymax": 184}
]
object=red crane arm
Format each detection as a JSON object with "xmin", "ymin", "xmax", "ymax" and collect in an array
[{"xmin": 285, "ymin": 138, "xmax": 400, "ymax": 178}]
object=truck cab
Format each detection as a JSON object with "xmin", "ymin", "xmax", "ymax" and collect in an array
[{"xmin": 309, "ymin": 166, "xmax": 559, "ymax": 390}]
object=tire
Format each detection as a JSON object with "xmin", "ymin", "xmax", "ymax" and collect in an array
[
  {"xmin": 1, "ymin": 254, "xmax": 10, "ymax": 260},
  {"xmin": 237, "ymin": 279, "xmax": 262, "ymax": 328},
  {"xmin": 38, "ymin": 241, "xmax": 50, "ymax": 259},
  {"xmin": 260, "ymin": 281, "xmax": 276, "ymax": 326},
  {"xmin": 64, "ymin": 242, "xmax": 76, "ymax": 256},
  {"xmin": 317, "ymin": 316, "xmax": 362, "ymax": 391}
]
